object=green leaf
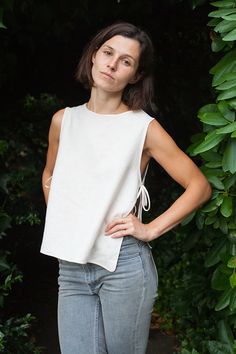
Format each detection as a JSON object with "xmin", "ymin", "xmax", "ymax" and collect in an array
[
  {"xmin": 216, "ymin": 121, "xmax": 236, "ymax": 134},
  {"xmin": 208, "ymin": 175, "xmax": 225, "ymax": 189},
  {"xmin": 211, "ymin": 1, "xmax": 236, "ymax": 8},
  {"xmin": 210, "ymin": 48, "xmax": 236, "ymax": 74},
  {"xmin": 230, "ymin": 272, "xmax": 236, "ymax": 287},
  {"xmin": 211, "ymin": 50, "xmax": 236, "ymax": 86},
  {"xmin": 208, "ymin": 18, "xmax": 222, "ymax": 26},
  {"xmin": 215, "ymin": 20, "xmax": 236, "ymax": 34},
  {"xmin": 212, "ymin": 36, "xmax": 227, "ymax": 52},
  {"xmin": 218, "ymin": 100, "xmax": 235, "ymax": 121},
  {"xmin": 231, "ymin": 130, "xmax": 236, "ymax": 137},
  {"xmin": 223, "ymin": 173, "xmax": 236, "ymax": 189},
  {"xmin": 228, "ymin": 97, "xmax": 236, "ymax": 109},
  {"xmin": 223, "ymin": 28, "xmax": 236, "ymax": 41},
  {"xmin": 220, "ymin": 196, "xmax": 233, "ymax": 217},
  {"xmin": 212, "ymin": 264, "xmax": 232, "ymax": 290},
  {"xmin": 205, "ymin": 238, "xmax": 227, "ymax": 267},
  {"xmin": 216, "ymin": 79, "xmax": 236, "ymax": 90},
  {"xmin": 201, "ymin": 197, "xmax": 220, "ymax": 212},
  {"xmin": 181, "ymin": 211, "xmax": 196, "ymax": 226},
  {"xmin": 222, "ymin": 14, "xmax": 236, "ymax": 21},
  {"xmin": 218, "ymin": 319, "xmax": 234, "ymax": 346},
  {"xmin": 228, "ymin": 256, "xmax": 236, "ymax": 268},
  {"xmin": 220, "ymin": 217, "xmax": 228, "ymax": 234},
  {"xmin": 198, "ymin": 112, "xmax": 228, "ymax": 125},
  {"xmin": 206, "ymin": 340, "xmax": 233, "ymax": 354},
  {"xmin": 209, "ymin": 9, "xmax": 236, "ymax": 18},
  {"xmin": 217, "ymin": 87, "xmax": 236, "ymax": 100},
  {"xmin": 205, "ymin": 161, "xmax": 222, "ymax": 168},
  {"xmin": 229, "ymin": 286, "xmax": 236, "ymax": 310},
  {"xmin": 192, "ymin": 130, "xmax": 226, "ymax": 155},
  {"xmin": 215, "ymin": 287, "xmax": 232, "ymax": 311},
  {"xmin": 201, "ymin": 150, "xmax": 222, "ymax": 162},
  {"xmin": 222, "ymin": 139, "xmax": 236, "ymax": 173}
]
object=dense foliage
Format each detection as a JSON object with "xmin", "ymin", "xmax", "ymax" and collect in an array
[{"xmin": 154, "ymin": 1, "xmax": 236, "ymax": 353}]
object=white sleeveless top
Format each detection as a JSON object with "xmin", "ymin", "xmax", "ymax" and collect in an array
[{"xmin": 40, "ymin": 103, "xmax": 154, "ymax": 271}]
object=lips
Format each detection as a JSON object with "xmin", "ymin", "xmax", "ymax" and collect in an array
[{"xmin": 100, "ymin": 72, "xmax": 114, "ymax": 80}]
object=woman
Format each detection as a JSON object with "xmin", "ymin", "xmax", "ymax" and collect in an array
[{"xmin": 41, "ymin": 22, "xmax": 211, "ymax": 354}]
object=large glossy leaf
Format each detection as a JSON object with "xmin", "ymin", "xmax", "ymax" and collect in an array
[
  {"xmin": 228, "ymin": 98, "xmax": 236, "ymax": 109},
  {"xmin": 222, "ymin": 139, "xmax": 236, "ymax": 172},
  {"xmin": 192, "ymin": 130, "xmax": 225, "ymax": 155},
  {"xmin": 215, "ymin": 287, "xmax": 232, "ymax": 311},
  {"xmin": 201, "ymin": 150, "xmax": 222, "ymax": 161},
  {"xmin": 217, "ymin": 87, "xmax": 236, "ymax": 100},
  {"xmin": 223, "ymin": 14, "xmax": 236, "ymax": 21},
  {"xmin": 198, "ymin": 103, "xmax": 218, "ymax": 113},
  {"xmin": 209, "ymin": 9, "xmax": 236, "ymax": 18},
  {"xmin": 215, "ymin": 20, "xmax": 236, "ymax": 34},
  {"xmin": 223, "ymin": 173, "xmax": 236, "ymax": 189},
  {"xmin": 198, "ymin": 112, "xmax": 228, "ymax": 125},
  {"xmin": 212, "ymin": 36, "xmax": 227, "ymax": 52},
  {"xmin": 218, "ymin": 100, "xmax": 235, "ymax": 121},
  {"xmin": 216, "ymin": 79, "xmax": 236, "ymax": 90},
  {"xmin": 220, "ymin": 196, "xmax": 233, "ymax": 217},
  {"xmin": 211, "ymin": 50, "xmax": 236, "ymax": 86},
  {"xmin": 211, "ymin": 1, "xmax": 236, "ymax": 8},
  {"xmin": 216, "ymin": 121, "xmax": 236, "ymax": 134},
  {"xmin": 208, "ymin": 175, "xmax": 225, "ymax": 189},
  {"xmin": 218, "ymin": 319, "xmax": 234, "ymax": 346},
  {"xmin": 211, "ymin": 264, "xmax": 232, "ymax": 290},
  {"xmin": 222, "ymin": 72, "xmax": 236, "ymax": 81},
  {"xmin": 205, "ymin": 238, "xmax": 227, "ymax": 267},
  {"xmin": 223, "ymin": 28, "xmax": 236, "ymax": 41}
]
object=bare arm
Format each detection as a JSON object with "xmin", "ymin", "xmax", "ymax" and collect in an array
[
  {"xmin": 105, "ymin": 119, "xmax": 212, "ymax": 241},
  {"xmin": 42, "ymin": 109, "xmax": 65, "ymax": 205},
  {"xmin": 144, "ymin": 119, "xmax": 212, "ymax": 239}
]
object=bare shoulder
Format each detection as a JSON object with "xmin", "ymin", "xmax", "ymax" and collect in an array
[
  {"xmin": 51, "ymin": 108, "xmax": 65, "ymax": 128},
  {"xmin": 49, "ymin": 108, "xmax": 66, "ymax": 142},
  {"xmin": 145, "ymin": 118, "xmax": 177, "ymax": 154}
]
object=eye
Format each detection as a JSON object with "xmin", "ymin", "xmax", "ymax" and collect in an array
[
  {"xmin": 122, "ymin": 58, "xmax": 132, "ymax": 66},
  {"xmin": 103, "ymin": 50, "xmax": 112, "ymax": 56}
]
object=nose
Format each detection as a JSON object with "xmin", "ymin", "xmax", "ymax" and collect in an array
[{"xmin": 107, "ymin": 58, "xmax": 117, "ymax": 71}]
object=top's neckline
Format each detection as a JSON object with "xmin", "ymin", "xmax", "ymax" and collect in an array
[{"xmin": 83, "ymin": 103, "xmax": 133, "ymax": 117}]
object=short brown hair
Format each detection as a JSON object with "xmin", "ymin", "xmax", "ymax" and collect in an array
[{"xmin": 75, "ymin": 22, "xmax": 155, "ymax": 111}]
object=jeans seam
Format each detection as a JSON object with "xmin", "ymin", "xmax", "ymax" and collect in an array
[
  {"xmin": 94, "ymin": 297, "xmax": 100, "ymax": 354},
  {"xmin": 134, "ymin": 253, "xmax": 146, "ymax": 354}
]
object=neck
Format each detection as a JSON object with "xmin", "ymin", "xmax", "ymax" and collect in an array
[{"xmin": 87, "ymin": 88, "xmax": 129, "ymax": 114}]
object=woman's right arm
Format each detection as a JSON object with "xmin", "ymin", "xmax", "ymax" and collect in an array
[{"xmin": 42, "ymin": 109, "xmax": 65, "ymax": 205}]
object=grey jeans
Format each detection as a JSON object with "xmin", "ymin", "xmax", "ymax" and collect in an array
[{"xmin": 57, "ymin": 236, "xmax": 158, "ymax": 354}]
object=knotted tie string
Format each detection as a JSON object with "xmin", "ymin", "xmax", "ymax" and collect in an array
[{"xmin": 136, "ymin": 184, "xmax": 151, "ymax": 220}]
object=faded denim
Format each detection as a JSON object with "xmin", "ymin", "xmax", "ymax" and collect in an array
[{"xmin": 57, "ymin": 236, "xmax": 158, "ymax": 354}]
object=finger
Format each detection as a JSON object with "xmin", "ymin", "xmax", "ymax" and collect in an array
[
  {"xmin": 111, "ymin": 230, "xmax": 130, "ymax": 238},
  {"xmin": 105, "ymin": 218, "xmax": 126, "ymax": 232},
  {"xmin": 105, "ymin": 223, "xmax": 128, "ymax": 235}
]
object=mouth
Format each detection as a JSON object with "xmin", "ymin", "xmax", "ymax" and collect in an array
[{"xmin": 100, "ymin": 72, "xmax": 114, "ymax": 80}]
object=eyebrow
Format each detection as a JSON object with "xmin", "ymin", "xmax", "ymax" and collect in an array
[{"xmin": 102, "ymin": 45, "xmax": 136, "ymax": 62}]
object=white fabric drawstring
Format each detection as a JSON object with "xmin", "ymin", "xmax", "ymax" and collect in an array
[{"xmin": 137, "ymin": 183, "xmax": 151, "ymax": 220}]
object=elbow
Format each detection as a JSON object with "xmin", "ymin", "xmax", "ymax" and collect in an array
[{"xmin": 204, "ymin": 180, "xmax": 212, "ymax": 203}]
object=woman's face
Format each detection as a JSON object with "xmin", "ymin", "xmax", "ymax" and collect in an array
[{"xmin": 91, "ymin": 35, "xmax": 141, "ymax": 94}]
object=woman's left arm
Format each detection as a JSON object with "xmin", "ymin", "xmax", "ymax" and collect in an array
[
  {"xmin": 105, "ymin": 119, "xmax": 212, "ymax": 241},
  {"xmin": 143, "ymin": 119, "xmax": 212, "ymax": 239}
]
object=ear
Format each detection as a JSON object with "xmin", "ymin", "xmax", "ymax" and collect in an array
[{"xmin": 129, "ymin": 72, "xmax": 142, "ymax": 84}]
